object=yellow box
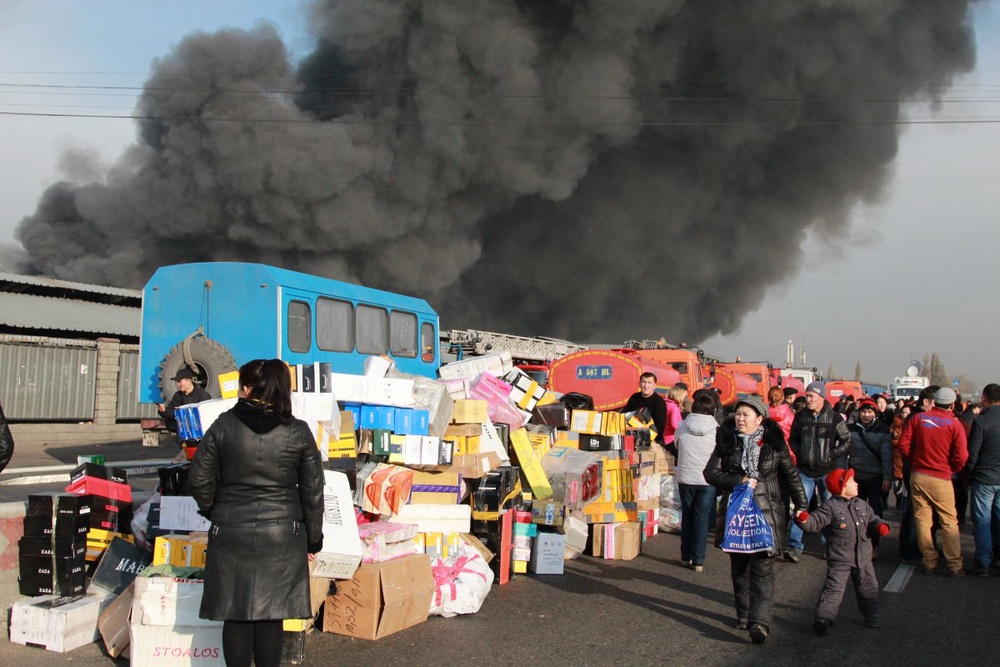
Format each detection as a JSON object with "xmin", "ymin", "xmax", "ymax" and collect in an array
[
  {"xmin": 452, "ymin": 435, "xmax": 480, "ymax": 456},
  {"xmin": 570, "ymin": 410, "xmax": 603, "ymax": 435},
  {"xmin": 182, "ymin": 533, "xmax": 209, "ymax": 568},
  {"xmin": 509, "ymin": 428, "xmax": 553, "ymax": 500},
  {"xmin": 513, "ymin": 560, "xmax": 528, "ymax": 574},
  {"xmin": 527, "ymin": 430, "xmax": 554, "ymax": 460},
  {"xmin": 283, "ymin": 619, "xmax": 310, "ymax": 632},
  {"xmin": 601, "ymin": 412, "xmax": 626, "ymax": 436},
  {"xmin": 388, "ymin": 434, "xmax": 407, "ymax": 464},
  {"xmin": 329, "ymin": 432, "xmax": 357, "ymax": 459},
  {"xmin": 444, "ymin": 532, "xmax": 461, "ymax": 559},
  {"xmin": 445, "ymin": 423, "xmax": 482, "ymax": 437},
  {"xmin": 218, "ymin": 371, "xmax": 240, "ymax": 399},
  {"xmin": 452, "ymin": 400, "xmax": 488, "ymax": 424}
]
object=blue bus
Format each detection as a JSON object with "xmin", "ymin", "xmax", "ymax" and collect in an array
[{"xmin": 139, "ymin": 262, "xmax": 439, "ymax": 402}]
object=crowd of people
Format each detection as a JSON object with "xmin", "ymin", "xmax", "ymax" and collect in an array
[{"xmin": 627, "ymin": 373, "xmax": 996, "ymax": 645}]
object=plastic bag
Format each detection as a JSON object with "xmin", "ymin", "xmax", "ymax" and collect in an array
[
  {"xmin": 428, "ymin": 552, "xmax": 494, "ymax": 617},
  {"xmin": 658, "ymin": 473, "xmax": 682, "ymax": 533},
  {"xmin": 720, "ymin": 482, "xmax": 774, "ymax": 554}
]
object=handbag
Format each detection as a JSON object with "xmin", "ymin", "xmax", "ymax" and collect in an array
[{"xmin": 719, "ymin": 482, "xmax": 774, "ymax": 554}]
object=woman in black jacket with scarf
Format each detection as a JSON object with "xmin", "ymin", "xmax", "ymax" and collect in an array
[
  {"xmin": 190, "ymin": 359, "xmax": 325, "ymax": 667},
  {"xmin": 704, "ymin": 395, "xmax": 808, "ymax": 644}
]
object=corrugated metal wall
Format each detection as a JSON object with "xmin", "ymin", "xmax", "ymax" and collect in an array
[
  {"xmin": 117, "ymin": 349, "xmax": 158, "ymax": 420},
  {"xmin": 0, "ymin": 340, "xmax": 97, "ymax": 420}
]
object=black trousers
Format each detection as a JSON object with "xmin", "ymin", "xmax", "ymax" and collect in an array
[
  {"xmin": 815, "ymin": 560, "xmax": 879, "ymax": 622},
  {"xmin": 856, "ymin": 476, "xmax": 885, "ymax": 546},
  {"xmin": 730, "ymin": 552, "xmax": 775, "ymax": 628}
]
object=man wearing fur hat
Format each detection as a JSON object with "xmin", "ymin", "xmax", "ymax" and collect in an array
[
  {"xmin": 785, "ymin": 381, "xmax": 853, "ymax": 563},
  {"xmin": 898, "ymin": 386, "xmax": 969, "ymax": 576},
  {"xmin": 795, "ymin": 468, "xmax": 889, "ymax": 634}
]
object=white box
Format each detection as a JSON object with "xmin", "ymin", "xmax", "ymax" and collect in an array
[
  {"xmin": 392, "ymin": 503, "xmax": 472, "ymax": 534},
  {"xmin": 9, "ymin": 591, "xmax": 115, "ymax": 653},
  {"xmin": 529, "ymin": 533, "xmax": 566, "ymax": 574},
  {"xmin": 193, "ymin": 398, "xmax": 238, "ymax": 434},
  {"xmin": 479, "ymin": 419, "xmax": 511, "ymax": 463},
  {"xmin": 159, "ymin": 495, "xmax": 211, "ymax": 532},
  {"xmin": 437, "ymin": 351, "xmax": 513, "ymax": 381},
  {"xmin": 328, "ymin": 373, "xmax": 415, "ymax": 407},
  {"xmin": 363, "ymin": 355, "xmax": 393, "ymax": 377},
  {"xmin": 132, "ymin": 577, "xmax": 221, "ymax": 627},
  {"xmin": 129, "ymin": 624, "xmax": 224, "ymax": 667},
  {"xmin": 291, "ymin": 391, "xmax": 337, "ymax": 422},
  {"xmin": 313, "ymin": 471, "xmax": 363, "ymax": 579},
  {"xmin": 403, "ymin": 435, "xmax": 423, "ymax": 466},
  {"xmin": 420, "ymin": 436, "xmax": 441, "ymax": 465}
]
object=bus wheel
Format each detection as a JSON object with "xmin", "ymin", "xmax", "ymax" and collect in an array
[{"xmin": 158, "ymin": 336, "xmax": 238, "ymax": 401}]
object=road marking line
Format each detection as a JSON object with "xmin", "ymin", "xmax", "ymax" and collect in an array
[{"xmin": 884, "ymin": 563, "xmax": 915, "ymax": 593}]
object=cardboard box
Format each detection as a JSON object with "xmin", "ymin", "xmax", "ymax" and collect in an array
[
  {"xmin": 450, "ymin": 451, "xmax": 504, "ymax": 480},
  {"xmin": 329, "ymin": 373, "xmax": 415, "ymax": 407},
  {"xmin": 98, "ymin": 580, "xmax": 134, "ymax": 658},
  {"xmin": 509, "ymin": 428, "xmax": 553, "ymax": 500},
  {"xmin": 322, "ymin": 553, "xmax": 435, "ymax": 640},
  {"xmin": 438, "ymin": 351, "xmax": 513, "ymax": 381},
  {"xmin": 451, "ymin": 399, "xmax": 488, "ymax": 424},
  {"xmin": 131, "ymin": 576, "xmax": 221, "ymax": 627},
  {"xmin": 358, "ymin": 521, "xmax": 419, "ymax": 563},
  {"xmin": 408, "ymin": 470, "xmax": 465, "ymax": 505},
  {"xmin": 590, "ymin": 522, "xmax": 641, "ymax": 561},
  {"xmin": 10, "ymin": 591, "xmax": 115, "ymax": 653},
  {"xmin": 529, "ymin": 533, "xmax": 566, "ymax": 574},
  {"xmin": 393, "ymin": 503, "xmax": 472, "ymax": 534},
  {"xmin": 314, "ymin": 471, "xmax": 363, "ymax": 580},
  {"xmin": 129, "ymin": 624, "xmax": 224, "ymax": 667}
]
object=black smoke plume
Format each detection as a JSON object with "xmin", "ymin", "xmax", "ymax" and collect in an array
[{"xmin": 14, "ymin": 1, "xmax": 980, "ymax": 343}]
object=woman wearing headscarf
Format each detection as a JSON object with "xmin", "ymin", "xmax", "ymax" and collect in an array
[
  {"xmin": 704, "ymin": 394, "xmax": 808, "ymax": 644},
  {"xmin": 190, "ymin": 359, "xmax": 325, "ymax": 667}
]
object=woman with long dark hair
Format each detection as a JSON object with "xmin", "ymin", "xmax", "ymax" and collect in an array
[{"xmin": 190, "ymin": 359, "xmax": 325, "ymax": 667}]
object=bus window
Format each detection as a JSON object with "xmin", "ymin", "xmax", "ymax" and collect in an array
[
  {"xmin": 317, "ymin": 297, "xmax": 355, "ymax": 352},
  {"xmin": 287, "ymin": 300, "xmax": 312, "ymax": 353},
  {"xmin": 357, "ymin": 304, "xmax": 389, "ymax": 355},
  {"xmin": 389, "ymin": 310, "xmax": 417, "ymax": 358},
  {"xmin": 420, "ymin": 322, "xmax": 435, "ymax": 362}
]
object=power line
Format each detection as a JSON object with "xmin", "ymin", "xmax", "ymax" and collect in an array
[{"xmin": 2, "ymin": 109, "xmax": 1000, "ymax": 127}]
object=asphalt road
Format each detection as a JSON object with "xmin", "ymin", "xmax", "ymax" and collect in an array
[{"xmin": 1, "ymin": 440, "xmax": 997, "ymax": 666}]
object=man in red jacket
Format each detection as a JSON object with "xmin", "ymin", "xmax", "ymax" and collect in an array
[{"xmin": 897, "ymin": 387, "xmax": 969, "ymax": 576}]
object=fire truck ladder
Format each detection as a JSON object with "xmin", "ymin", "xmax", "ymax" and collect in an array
[{"xmin": 441, "ymin": 329, "xmax": 589, "ymax": 363}]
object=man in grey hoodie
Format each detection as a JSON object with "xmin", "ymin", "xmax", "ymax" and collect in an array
[{"xmin": 675, "ymin": 393, "xmax": 720, "ymax": 571}]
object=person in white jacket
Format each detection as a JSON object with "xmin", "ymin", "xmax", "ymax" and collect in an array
[{"xmin": 675, "ymin": 393, "xmax": 721, "ymax": 571}]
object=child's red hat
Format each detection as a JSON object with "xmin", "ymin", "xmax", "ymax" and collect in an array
[{"xmin": 826, "ymin": 468, "xmax": 855, "ymax": 496}]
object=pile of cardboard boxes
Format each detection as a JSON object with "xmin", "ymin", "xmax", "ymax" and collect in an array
[{"xmin": 7, "ymin": 350, "xmax": 673, "ymax": 661}]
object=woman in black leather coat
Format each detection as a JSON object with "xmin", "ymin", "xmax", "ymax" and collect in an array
[
  {"xmin": 704, "ymin": 395, "xmax": 808, "ymax": 645},
  {"xmin": 190, "ymin": 359, "xmax": 325, "ymax": 667}
]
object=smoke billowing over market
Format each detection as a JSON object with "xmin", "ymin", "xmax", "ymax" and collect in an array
[{"xmin": 11, "ymin": 0, "xmax": 980, "ymax": 342}]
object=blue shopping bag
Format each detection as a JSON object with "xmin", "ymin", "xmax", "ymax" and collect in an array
[{"xmin": 720, "ymin": 482, "xmax": 774, "ymax": 554}]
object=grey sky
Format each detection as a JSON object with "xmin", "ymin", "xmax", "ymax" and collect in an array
[{"xmin": 1, "ymin": 1, "xmax": 998, "ymax": 391}]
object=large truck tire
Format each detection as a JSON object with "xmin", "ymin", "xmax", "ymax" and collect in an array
[{"xmin": 158, "ymin": 336, "xmax": 238, "ymax": 401}]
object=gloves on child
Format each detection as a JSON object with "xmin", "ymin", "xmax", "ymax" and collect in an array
[
  {"xmin": 877, "ymin": 523, "xmax": 890, "ymax": 537},
  {"xmin": 795, "ymin": 510, "xmax": 810, "ymax": 523}
]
